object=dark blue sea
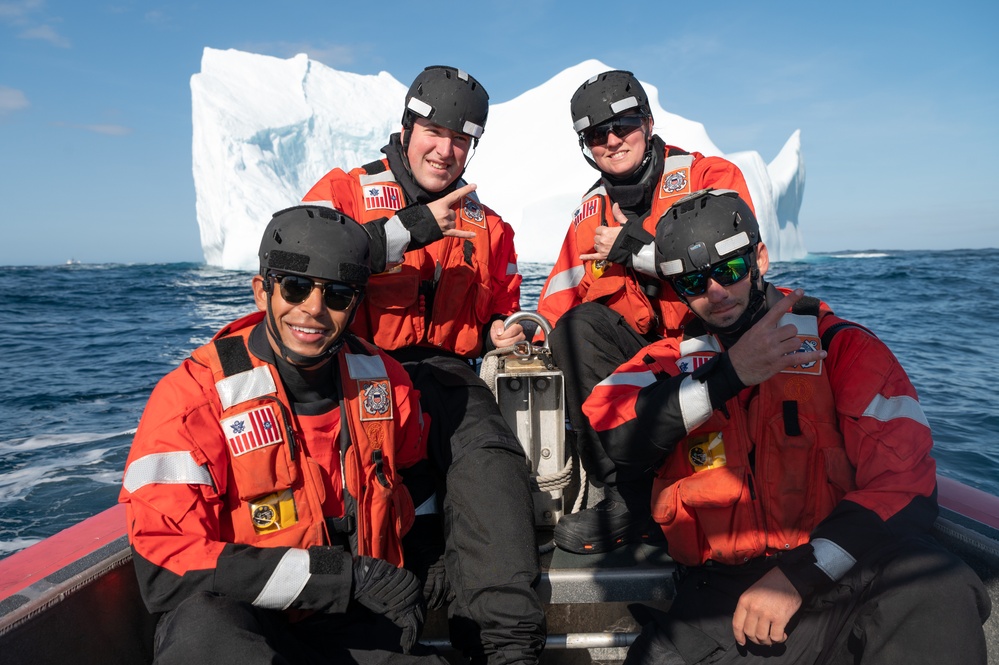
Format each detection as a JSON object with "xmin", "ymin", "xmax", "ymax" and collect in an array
[{"xmin": 2, "ymin": 250, "xmax": 997, "ymax": 559}]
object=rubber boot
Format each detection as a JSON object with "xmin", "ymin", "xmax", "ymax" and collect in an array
[{"xmin": 553, "ymin": 482, "xmax": 656, "ymax": 554}]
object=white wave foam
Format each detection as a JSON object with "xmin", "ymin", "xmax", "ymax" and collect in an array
[
  {"xmin": 829, "ymin": 252, "xmax": 891, "ymax": 259},
  {"xmin": 0, "ymin": 429, "xmax": 136, "ymax": 453}
]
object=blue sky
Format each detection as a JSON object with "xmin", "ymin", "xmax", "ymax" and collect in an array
[{"xmin": 1, "ymin": 0, "xmax": 997, "ymax": 266}]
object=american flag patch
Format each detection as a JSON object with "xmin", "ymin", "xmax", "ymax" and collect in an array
[
  {"xmin": 222, "ymin": 406, "xmax": 283, "ymax": 456},
  {"xmin": 572, "ymin": 199, "xmax": 599, "ymax": 227},
  {"xmin": 363, "ymin": 184, "xmax": 403, "ymax": 211},
  {"xmin": 676, "ymin": 354, "xmax": 713, "ymax": 374}
]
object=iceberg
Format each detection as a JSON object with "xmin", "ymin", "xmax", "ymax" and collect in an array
[{"xmin": 192, "ymin": 49, "xmax": 806, "ymax": 271}]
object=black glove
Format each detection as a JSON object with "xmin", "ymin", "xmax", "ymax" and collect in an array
[
  {"xmin": 352, "ymin": 555, "xmax": 425, "ymax": 653},
  {"xmin": 422, "ymin": 553, "xmax": 455, "ymax": 610}
]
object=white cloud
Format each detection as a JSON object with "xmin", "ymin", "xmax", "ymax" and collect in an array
[
  {"xmin": 0, "ymin": 86, "xmax": 29, "ymax": 113},
  {"xmin": 52, "ymin": 120, "xmax": 132, "ymax": 135},
  {"xmin": 19, "ymin": 22, "xmax": 68, "ymax": 47}
]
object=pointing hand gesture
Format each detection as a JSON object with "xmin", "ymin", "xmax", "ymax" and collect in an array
[
  {"xmin": 427, "ymin": 183, "xmax": 477, "ymax": 239},
  {"xmin": 727, "ymin": 289, "xmax": 827, "ymax": 386}
]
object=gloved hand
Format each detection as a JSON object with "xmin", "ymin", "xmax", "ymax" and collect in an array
[
  {"xmin": 422, "ymin": 553, "xmax": 455, "ymax": 610},
  {"xmin": 352, "ymin": 555, "xmax": 425, "ymax": 653}
]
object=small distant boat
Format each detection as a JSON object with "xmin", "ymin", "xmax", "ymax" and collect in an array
[{"xmin": 65, "ymin": 259, "xmax": 80, "ymax": 265}]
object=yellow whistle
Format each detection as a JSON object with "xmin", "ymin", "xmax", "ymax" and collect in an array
[{"xmin": 591, "ymin": 260, "xmax": 607, "ymax": 279}]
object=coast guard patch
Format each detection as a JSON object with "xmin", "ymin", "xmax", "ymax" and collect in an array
[
  {"xmin": 782, "ymin": 335, "xmax": 823, "ymax": 376},
  {"xmin": 222, "ymin": 405, "xmax": 283, "ymax": 457},
  {"xmin": 359, "ymin": 379, "xmax": 393, "ymax": 421},
  {"xmin": 461, "ymin": 199, "xmax": 486, "ymax": 228},
  {"xmin": 659, "ymin": 167, "xmax": 691, "ymax": 197},
  {"xmin": 572, "ymin": 199, "xmax": 599, "ymax": 227},
  {"xmin": 363, "ymin": 184, "xmax": 403, "ymax": 211}
]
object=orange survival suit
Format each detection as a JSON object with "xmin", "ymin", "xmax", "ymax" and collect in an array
[
  {"xmin": 120, "ymin": 312, "xmax": 426, "ymax": 614},
  {"xmin": 303, "ymin": 156, "xmax": 521, "ymax": 359},
  {"xmin": 584, "ymin": 291, "xmax": 939, "ymax": 572},
  {"xmin": 538, "ymin": 143, "xmax": 755, "ymax": 336}
]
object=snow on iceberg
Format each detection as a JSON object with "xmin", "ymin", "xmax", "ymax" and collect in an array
[{"xmin": 192, "ymin": 48, "xmax": 806, "ymax": 270}]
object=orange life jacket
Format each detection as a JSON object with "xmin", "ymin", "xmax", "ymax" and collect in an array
[
  {"xmin": 549, "ymin": 153, "xmax": 699, "ymax": 336},
  {"xmin": 193, "ymin": 312, "xmax": 415, "ymax": 565},
  {"xmin": 650, "ymin": 309, "xmax": 856, "ymax": 566},
  {"xmin": 344, "ymin": 160, "xmax": 499, "ymax": 357}
]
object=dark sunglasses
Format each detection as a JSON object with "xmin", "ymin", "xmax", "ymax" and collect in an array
[
  {"xmin": 582, "ymin": 114, "xmax": 646, "ymax": 147},
  {"xmin": 270, "ymin": 274, "xmax": 358, "ymax": 311},
  {"xmin": 671, "ymin": 255, "xmax": 753, "ymax": 297}
]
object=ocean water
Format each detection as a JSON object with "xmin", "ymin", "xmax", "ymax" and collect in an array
[{"xmin": 1, "ymin": 250, "xmax": 997, "ymax": 558}]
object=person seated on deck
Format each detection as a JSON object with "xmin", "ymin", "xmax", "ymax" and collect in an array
[
  {"xmin": 301, "ymin": 65, "xmax": 545, "ymax": 665},
  {"xmin": 120, "ymin": 206, "xmax": 446, "ymax": 665},
  {"xmin": 536, "ymin": 70, "xmax": 756, "ymax": 555},
  {"xmin": 582, "ymin": 189, "xmax": 991, "ymax": 664}
]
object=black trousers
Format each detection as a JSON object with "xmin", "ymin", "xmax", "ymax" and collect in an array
[
  {"xmin": 390, "ymin": 348, "xmax": 546, "ymax": 665},
  {"xmin": 548, "ymin": 302, "xmax": 657, "ymax": 487},
  {"xmin": 153, "ymin": 591, "xmax": 447, "ymax": 665},
  {"xmin": 624, "ymin": 536, "xmax": 991, "ymax": 665}
]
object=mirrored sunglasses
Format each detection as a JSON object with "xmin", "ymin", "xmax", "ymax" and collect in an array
[{"xmin": 671, "ymin": 255, "xmax": 752, "ymax": 297}]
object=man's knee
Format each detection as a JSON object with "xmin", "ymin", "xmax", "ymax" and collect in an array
[{"xmin": 154, "ymin": 592, "xmax": 272, "ymax": 663}]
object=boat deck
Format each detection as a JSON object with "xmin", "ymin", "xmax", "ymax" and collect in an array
[{"xmin": 1, "ymin": 486, "xmax": 998, "ymax": 664}]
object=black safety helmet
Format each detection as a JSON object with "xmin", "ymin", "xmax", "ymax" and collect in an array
[
  {"xmin": 655, "ymin": 189, "xmax": 760, "ymax": 280},
  {"xmin": 258, "ymin": 205, "xmax": 371, "ymax": 366},
  {"xmin": 259, "ymin": 205, "xmax": 371, "ymax": 289},
  {"xmin": 570, "ymin": 70, "xmax": 652, "ymax": 135},
  {"xmin": 402, "ymin": 65, "xmax": 489, "ymax": 141}
]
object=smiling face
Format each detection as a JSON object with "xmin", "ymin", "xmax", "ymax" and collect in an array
[
  {"xmin": 403, "ymin": 117, "xmax": 472, "ymax": 192},
  {"xmin": 589, "ymin": 115, "xmax": 651, "ymax": 178},
  {"xmin": 252, "ymin": 274, "xmax": 355, "ymax": 364}
]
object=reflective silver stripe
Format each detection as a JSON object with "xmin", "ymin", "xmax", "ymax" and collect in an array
[
  {"xmin": 595, "ymin": 369, "xmax": 656, "ymax": 389},
  {"xmin": 545, "ymin": 265, "xmax": 585, "ymax": 297},
  {"xmin": 252, "ymin": 548, "xmax": 312, "ymax": 610},
  {"xmin": 716, "ymin": 232, "xmax": 751, "ymax": 258},
  {"xmin": 679, "ymin": 335, "xmax": 722, "ymax": 355},
  {"xmin": 507, "ymin": 261, "xmax": 518, "ymax": 276},
  {"xmin": 359, "ymin": 171, "xmax": 398, "ymax": 186},
  {"xmin": 659, "ymin": 258, "xmax": 684, "ymax": 277},
  {"xmin": 345, "ymin": 352, "xmax": 387, "ymax": 380},
  {"xmin": 122, "ymin": 451, "xmax": 214, "ymax": 493},
  {"xmin": 407, "ymin": 97, "xmax": 433, "ymax": 118},
  {"xmin": 415, "ymin": 492, "xmax": 439, "ymax": 516},
  {"xmin": 610, "ymin": 96, "xmax": 638, "ymax": 114},
  {"xmin": 461, "ymin": 120, "xmax": 484, "ymax": 139},
  {"xmin": 779, "ymin": 312, "xmax": 818, "ymax": 336},
  {"xmin": 811, "ymin": 537, "xmax": 856, "ymax": 581},
  {"xmin": 216, "ymin": 366, "xmax": 277, "ymax": 411},
  {"xmin": 862, "ymin": 394, "xmax": 928, "ymax": 427},
  {"xmin": 678, "ymin": 374, "xmax": 713, "ymax": 433},
  {"xmin": 632, "ymin": 242, "xmax": 657, "ymax": 277},
  {"xmin": 383, "ymin": 214, "xmax": 411, "ymax": 265}
]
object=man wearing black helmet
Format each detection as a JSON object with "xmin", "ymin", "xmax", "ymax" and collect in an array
[
  {"xmin": 583, "ymin": 189, "xmax": 990, "ymax": 664},
  {"xmin": 120, "ymin": 206, "xmax": 448, "ymax": 664},
  {"xmin": 304, "ymin": 66, "xmax": 545, "ymax": 665},
  {"xmin": 538, "ymin": 70, "xmax": 758, "ymax": 554}
]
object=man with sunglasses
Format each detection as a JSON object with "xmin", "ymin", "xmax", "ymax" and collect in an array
[
  {"xmin": 583, "ymin": 189, "xmax": 990, "ymax": 665},
  {"xmin": 121, "ymin": 206, "xmax": 449, "ymax": 664},
  {"xmin": 538, "ymin": 70, "xmax": 757, "ymax": 554},
  {"xmin": 302, "ymin": 66, "xmax": 545, "ymax": 665}
]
